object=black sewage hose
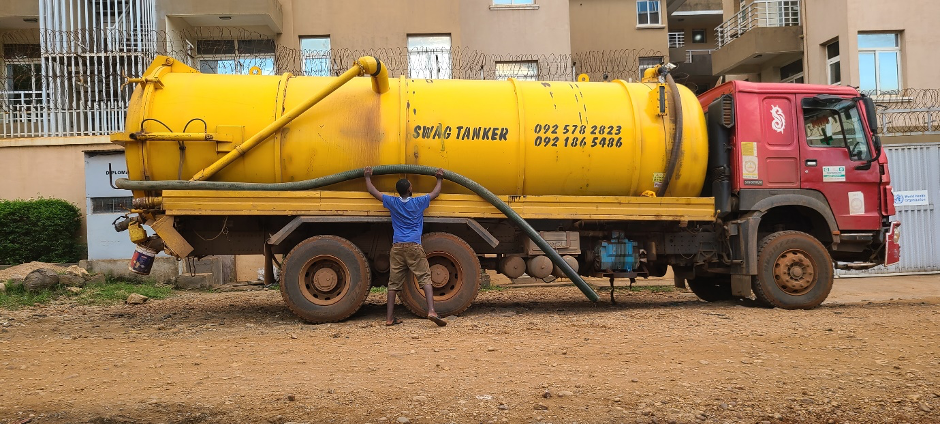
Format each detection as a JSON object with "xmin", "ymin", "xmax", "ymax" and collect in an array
[{"xmin": 116, "ymin": 164, "xmax": 600, "ymax": 302}]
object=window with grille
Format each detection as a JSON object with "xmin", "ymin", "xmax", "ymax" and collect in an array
[
  {"xmin": 197, "ymin": 39, "xmax": 276, "ymax": 75},
  {"xmin": 90, "ymin": 197, "xmax": 133, "ymax": 214},
  {"xmin": 639, "ymin": 56, "xmax": 663, "ymax": 79},
  {"xmin": 3, "ymin": 44, "xmax": 42, "ymax": 105},
  {"xmin": 408, "ymin": 35, "xmax": 451, "ymax": 80},
  {"xmin": 668, "ymin": 32, "xmax": 685, "ymax": 48},
  {"xmin": 300, "ymin": 36, "xmax": 331, "ymax": 77},
  {"xmin": 495, "ymin": 61, "xmax": 539, "ymax": 81}
]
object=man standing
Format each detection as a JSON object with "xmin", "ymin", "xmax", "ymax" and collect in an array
[{"xmin": 364, "ymin": 167, "xmax": 447, "ymax": 327}]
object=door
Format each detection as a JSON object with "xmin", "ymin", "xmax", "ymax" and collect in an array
[
  {"xmin": 798, "ymin": 97, "xmax": 882, "ymax": 230},
  {"xmin": 85, "ymin": 151, "xmax": 138, "ymax": 260}
]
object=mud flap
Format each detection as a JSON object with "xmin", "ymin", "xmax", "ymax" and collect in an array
[{"xmin": 731, "ymin": 274, "xmax": 752, "ymax": 297}]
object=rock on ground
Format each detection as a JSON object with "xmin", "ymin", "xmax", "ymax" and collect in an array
[
  {"xmin": 24, "ymin": 268, "xmax": 59, "ymax": 292},
  {"xmin": 126, "ymin": 293, "xmax": 149, "ymax": 304}
]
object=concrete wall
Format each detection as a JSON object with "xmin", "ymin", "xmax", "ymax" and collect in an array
[
  {"xmin": 803, "ymin": 0, "xmax": 939, "ymax": 89},
  {"xmin": 0, "ymin": 137, "xmax": 118, "ymax": 246},
  {"xmin": 569, "ymin": 0, "xmax": 668, "ymax": 54}
]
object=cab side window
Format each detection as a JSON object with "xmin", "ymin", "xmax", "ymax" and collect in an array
[
  {"xmin": 804, "ymin": 109, "xmax": 847, "ymax": 148},
  {"xmin": 803, "ymin": 106, "xmax": 872, "ymax": 161}
]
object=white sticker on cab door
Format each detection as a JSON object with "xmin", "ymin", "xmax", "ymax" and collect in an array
[
  {"xmin": 848, "ymin": 191, "xmax": 865, "ymax": 215},
  {"xmin": 823, "ymin": 166, "xmax": 846, "ymax": 182}
]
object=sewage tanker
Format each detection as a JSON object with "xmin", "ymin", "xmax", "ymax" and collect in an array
[{"xmin": 111, "ymin": 56, "xmax": 899, "ymax": 323}]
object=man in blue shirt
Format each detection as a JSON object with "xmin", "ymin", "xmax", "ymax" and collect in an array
[{"xmin": 364, "ymin": 166, "xmax": 447, "ymax": 327}]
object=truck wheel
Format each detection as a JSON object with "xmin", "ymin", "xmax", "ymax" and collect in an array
[
  {"xmin": 280, "ymin": 235, "xmax": 371, "ymax": 323},
  {"xmin": 752, "ymin": 231, "xmax": 833, "ymax": 309},
  {"xmin": 401, "ymin": 232, "xmax": 481, "ymax": 318},
  {"xmin": 687, "ymin": 276, "xmax": 734, "ymax": 302}
]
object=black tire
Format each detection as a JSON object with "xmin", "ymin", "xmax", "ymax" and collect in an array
[
  {"xmin": 752, "ymin": 231, "xmax": 833, "ymax": 309},
  {"xmin": 687, "ymin": 275, "xmax": 734, "ymax": 302},
  {"xmin": 400, "ymin": 232, "xmax": 481, "ymax": 318},
  {"xmin": 280, "ymin": 235, "xmax": 371, "ymax": 323}
]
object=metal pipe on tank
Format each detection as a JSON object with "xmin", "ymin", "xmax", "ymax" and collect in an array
[{"xmin": 189, "ymin": 56, "xmax": 390, "ymax": 182}]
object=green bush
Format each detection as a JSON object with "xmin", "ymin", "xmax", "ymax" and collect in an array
[{"xmin": 0, "ymin": 198, "xmax": 83, "ymax": 264}]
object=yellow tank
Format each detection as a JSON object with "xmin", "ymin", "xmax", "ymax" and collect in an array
[{"xmin": 114, "ymin": 56, "xmax": 708, "ymax": 197}]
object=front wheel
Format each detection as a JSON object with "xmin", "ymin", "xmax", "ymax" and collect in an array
[{"xmin": 752, "ymin": 231, "xmax": 833, "ymax": 309}]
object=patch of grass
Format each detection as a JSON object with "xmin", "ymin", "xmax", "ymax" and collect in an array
[
  {"xmin": 0, "ymin": 283, "xmax": 61, "ymax": 309},
  {"xmin": 76, "ymin": 280, "xmax": 173, "ymax": 305},
  {"xmin": 0, "ymin": 279, "xmax": 173, "ymax": 309},
  {"xmin": 370, "ymin": 286, "xmax": 388, "ymax": 294}
]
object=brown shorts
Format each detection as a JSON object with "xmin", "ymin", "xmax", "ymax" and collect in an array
[{"xmin": 388, "ymin": 243, "xmax": 432, "ymax": 291}]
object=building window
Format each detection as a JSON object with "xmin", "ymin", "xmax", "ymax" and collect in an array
[
  {"xmin": 492, "ymin": 0, "xmax": 534, "ymax": 4},
  {"xmin": 637, "ymin": 1, "xmax": 661, "ymax": 26},
  {"xmin": 408, "ymin": 35, "xmax": 451, "ymax": 80},
  {"xmin": 780, "ymin": 59, "xmax": 804, "ymax": 83},
  {"xmin": 300, "ymin": 36, "xmax": 331, "ymax": 77},
  {"xmin": 639, "ymin": 56, "xmax": 663, "ymax": 79},
  {"xmin": 197, "ymin": 39, "xmax": 276, "ymax": 75},
  {"xmin": 90, "ymin": 197, "xmax": 134, "ymax": 214},
  {"xmin": 3, "ymin": 44, "xmax": 42, "ymax": 105},
  {"xmin": 858, "ymin": 33, "xmax": 900, "ymax": 94},
  {"xmin": 495, "ymin": 61, "xmax": 538, "ymax": 81},
  {"xmin": 668, "ymin": 32, "xmax": 685, "ymax": 48},
  {"xmin": 691, "ymin": 29, "xmax": 706, "ymax": 44},
  {"xmin": 825, "ymin": 40, "xmax": 840, "ymax": 85}
]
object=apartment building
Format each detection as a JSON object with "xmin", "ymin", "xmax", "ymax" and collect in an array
[{"xmin": 0, "ymin": 0, "xmax": 937, "ymax": 275}]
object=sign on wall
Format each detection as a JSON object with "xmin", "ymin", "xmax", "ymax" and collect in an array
[{"xmin": 893, "ymin": 190, "xmax": 930, "ymax": 207}]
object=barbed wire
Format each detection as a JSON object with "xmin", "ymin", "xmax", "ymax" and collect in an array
[{"xmin": 0, "ymin": 28, "xmax": 937, "ymax": 138}]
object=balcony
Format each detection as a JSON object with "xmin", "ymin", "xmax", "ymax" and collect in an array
[
  {"xmin": 161, "ymin": 0, "xmax": 284, "ymax": 34},
  {"xmin": 0, "ymin": 0, "xmax": 39, "ymax": 30},
  {"xmin": 711, "ymin": 0, "xmax": 802, "ymax": 75}
]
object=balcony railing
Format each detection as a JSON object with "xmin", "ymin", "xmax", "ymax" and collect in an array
[
  {"xmin": 715, "ymin": 0, "xmax": 800, "ymax": 48},
  {"xmin": 1, "ymin": 91, "xmax": 44, "ymax": 139}
]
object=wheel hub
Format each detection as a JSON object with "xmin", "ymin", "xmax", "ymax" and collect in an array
[
  {"xmin": 430, "ymin": 264, "xmax": 450, "ymax": 288},
  {"xmin": 773, "ymin": 250, "xmax": 816, "ymax": 295},
  {"xmin": 313, "ymin": 268, "xmax": 339, "ymax": 291}
]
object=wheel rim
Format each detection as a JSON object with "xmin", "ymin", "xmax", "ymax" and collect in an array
[
  {"xmin": 772, "ymin": 248, "xmax": 816, "ymax": 296},
  {"xmin": 414, "ymin": 252, "xmax": 463, "ymax": 301},
  {"xmin": 298, "ymin": 255, "xmax": 351, "ymax": 306}
]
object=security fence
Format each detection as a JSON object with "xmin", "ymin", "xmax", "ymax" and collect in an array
[
  {"xmin": 0, "ymin": 28, "xmax": 664, "ymax": 138},
  {"xmin": 1, "ymin": 28, "xmax": 938, "ymax": 139}
]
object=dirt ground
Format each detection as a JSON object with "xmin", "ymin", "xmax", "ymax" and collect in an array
[{"xmin": 1, "ymin": 274, "xmax": 938, "ymax": 424}]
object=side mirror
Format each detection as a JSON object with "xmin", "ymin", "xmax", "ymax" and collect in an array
[{"xmin": 860, "ymin": 96, "xmax": 879, "ymax": 133}]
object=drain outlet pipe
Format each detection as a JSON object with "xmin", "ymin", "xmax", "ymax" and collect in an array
[{"xmin": 116, "ymin": 165, "xmax": 600, "ymax": 302}]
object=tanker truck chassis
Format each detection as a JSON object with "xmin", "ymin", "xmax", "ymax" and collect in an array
[{"xmin": 111, "ymin": 56, "xmax": 900, "ymax": 323}]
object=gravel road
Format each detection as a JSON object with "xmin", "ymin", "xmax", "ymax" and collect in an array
[{"xmin": 0, "ymin": 273, "xmax": 938, "ymax": 424}]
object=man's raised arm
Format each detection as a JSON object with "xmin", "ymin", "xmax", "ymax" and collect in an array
[
  {"xmin": 428, "ymin": 168, "xmax": 444, "ymax": 201},
  {"xmin": 363, "ymin": 167, "xmax": 384, "ymax": 201}
]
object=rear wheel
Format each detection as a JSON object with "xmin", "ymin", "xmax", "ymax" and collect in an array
[
  {"xmin": 687, "ymin": 275, "xmax": 734, "ymax": 302},
  {"xmin": 280, "ymin": 235, "xmax": 371, "ymax": 323},
  {"xmin": 400, "ymin": 232, "xmax": 481, "ymax": 318},
  {"xmin": 752, "ymin": 231, "xmax": 833, "ymax": 309}
]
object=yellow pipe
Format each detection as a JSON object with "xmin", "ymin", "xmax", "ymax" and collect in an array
[{"xmin": 190, "ymin": 56, "xmax": 389, "ymax": 182}]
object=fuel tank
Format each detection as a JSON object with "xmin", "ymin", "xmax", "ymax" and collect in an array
[{"xmin": 115, "ymin": 56, "xmax": 708, "ymax": 197}]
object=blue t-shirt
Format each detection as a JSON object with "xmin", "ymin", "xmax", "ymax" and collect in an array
[{"xmin": 382, "ymin": 194, "xmax": 431, "ymax": 244}]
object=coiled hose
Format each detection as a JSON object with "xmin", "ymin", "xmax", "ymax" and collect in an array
[{"xmin": 116, "ymin": 165, "xmax": 600, "ymax": 302}]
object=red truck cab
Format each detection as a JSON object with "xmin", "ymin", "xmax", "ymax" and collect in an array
[{"xmin": 695, "ymin": 81, "xmax": 899, "ymax": 307}]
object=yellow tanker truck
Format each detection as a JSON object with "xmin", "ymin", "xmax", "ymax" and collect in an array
[{"xmin": 111, "ymin": 56, "xmax": 900, "ymax": 323}]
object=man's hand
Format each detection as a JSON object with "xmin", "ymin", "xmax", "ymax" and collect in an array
[
  {"xmin": 429, "ymin": 168, "xmax": 444, "ymax": 200},
  {"xmin": 363, "ymin": 166, "xmax": 383, "ymax": 201}
]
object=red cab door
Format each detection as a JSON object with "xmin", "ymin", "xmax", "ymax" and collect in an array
[{"xmin": 798, "ymin": 96, "xmax": 882, "ymax": 231}]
